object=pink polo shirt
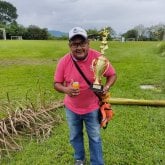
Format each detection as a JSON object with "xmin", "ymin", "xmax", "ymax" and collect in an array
[{"xmin": 54, "ymin": 48, "xmax": 115, "ymax": 114}]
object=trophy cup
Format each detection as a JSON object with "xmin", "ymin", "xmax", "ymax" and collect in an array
[{"xmin": 91, "ymin": 28, "xmax": 110, "ymax": 92}]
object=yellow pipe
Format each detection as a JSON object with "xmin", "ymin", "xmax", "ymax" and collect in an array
[{"xmin": 110, "ymin": 98, "xmax": 165, "ymax": 107}]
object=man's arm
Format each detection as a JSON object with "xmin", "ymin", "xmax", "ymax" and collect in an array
[
  {"xmin": 54, "ymin": 82, "xmax": 80, "ymax": 97},
  {"xmin": 54, "ymin": 82, "xmax": 66, "ymax": 93},
  {"xmin": 103, "ymin": 74, "xmax": 117, "ymax": 93}
]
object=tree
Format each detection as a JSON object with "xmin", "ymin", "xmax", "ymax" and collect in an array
[
  {"xmin": 133, "ymin": 24, "xmax": 146, "ymax": 40},
  {"xmin": 25, "ymin": 25, "xmax": 49, "ymax": 40},
  {"xmin": 87, "ymin": 27, "xmax": 116, "ymax": 41},
  {"xmin": 123, "ymin": 29, "xmax": 138, "ymax": 40},
  {"xmin": 86, "ymin": 29, "xmax": 99, "ymax": 40},
  {"xmin": 5, "ymin": 21, "xmax": 27, "ymax": 39},
  {"xmin": 157, "ymin": 28, "xmax": 165, "ymax": 41},
  {"xmin": 0, "ymin": 1, "xmax": 18, "ymax": 25},
  {"xmin": 102, "ymin": 26, "xmax": 116, "ymax": 40}
]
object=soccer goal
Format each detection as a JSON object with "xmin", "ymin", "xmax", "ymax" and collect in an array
[{"xmin": 11, "ymin": 36, "xmax": 22, "ymax": 40}]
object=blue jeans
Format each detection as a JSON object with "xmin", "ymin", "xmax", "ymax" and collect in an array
[{"xmin": 65, "ymin": 107, "xmax": 104, "ymax": 165}]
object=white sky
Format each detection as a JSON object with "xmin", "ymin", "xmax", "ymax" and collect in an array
[{"xmin": 6, "ymin": 0, "xmax": 165, "ymax": 34}]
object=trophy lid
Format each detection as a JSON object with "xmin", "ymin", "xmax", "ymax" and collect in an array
[{"xmin": 100, "ymin": 28, "xmax": 109, "ymax": 55}]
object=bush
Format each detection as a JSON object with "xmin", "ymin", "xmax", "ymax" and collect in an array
[{"xmin": 156, "ymin": 42, "xmax": 165, "ymax": 56}]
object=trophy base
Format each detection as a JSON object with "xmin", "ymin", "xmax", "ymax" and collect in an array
[{"xmin": 91, "ymin": 84, "xmax": 103, "ymax": 92}]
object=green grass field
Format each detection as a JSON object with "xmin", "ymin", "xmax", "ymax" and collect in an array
[{"xmin": 0, "ymin": 40, "xmax": 165, "ymax": 164}]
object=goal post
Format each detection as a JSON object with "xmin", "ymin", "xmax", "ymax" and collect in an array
[{"xmin": 0, "ymin": 28, "xmax": 6, "ymax": 40}]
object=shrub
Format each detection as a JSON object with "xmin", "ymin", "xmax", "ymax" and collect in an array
[{"xmin": 156, "ymin": 42, "xmax": 165, "ymax": 56}]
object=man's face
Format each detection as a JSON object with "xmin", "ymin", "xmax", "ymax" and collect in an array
[{"xmin": 69, "ymin": 35, "xmax": 89, "ymax": 60}]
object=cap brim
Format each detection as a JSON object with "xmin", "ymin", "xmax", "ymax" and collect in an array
[{"xmin": 69, "ymin": 34, "xmax": 87, "ymax": 40}]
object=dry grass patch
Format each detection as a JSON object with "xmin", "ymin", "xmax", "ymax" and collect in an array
[{"xmin": 0, "ymin": 100, "xmax": 64, "ymax": 158}]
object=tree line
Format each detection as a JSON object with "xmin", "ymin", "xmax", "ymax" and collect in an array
[
  {"xmin": 0, "ymin": 1, "xmax": 50, "ymax": 40},
  {"xmin": 122, "ymin": 24, "xmax": 165, "ymax": 41},
  {"xmin": 0, "ymin": 1, "xmax": 164, "ymax": 41},
  {"xmin": 0, "ymin": 22, "xmax": 50, "ymax": 40}
]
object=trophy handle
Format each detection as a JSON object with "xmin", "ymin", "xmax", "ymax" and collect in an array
[
  {"xmin": 102, "ymin": 57, "xmax": 109, "ymax": 75},
  {"xmin": 92, "ymin": 58, "xmax": 100, "ymax": 85}
]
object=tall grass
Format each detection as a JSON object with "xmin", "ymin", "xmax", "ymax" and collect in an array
[{"xmin": 0, "ymin": 40, "xmax": 164, "ymax": 164}]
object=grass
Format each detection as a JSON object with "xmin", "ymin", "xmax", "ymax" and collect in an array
[
  {"xmin": 0, "ymin": 40, "xmax": 165, "ymax": 164},
  {"xmin": 0, "ymin": 40, "xmax": 67, "ymax": 106}
]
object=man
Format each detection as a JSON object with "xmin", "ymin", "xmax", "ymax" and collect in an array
[{"xmin": 54, "ymin": 27, "xmax": 117, "ymax": 165}]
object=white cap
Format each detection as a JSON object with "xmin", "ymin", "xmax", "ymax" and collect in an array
[{"xmin": 69, "ymin": 27, "xmax": 87, "ymax": 40}]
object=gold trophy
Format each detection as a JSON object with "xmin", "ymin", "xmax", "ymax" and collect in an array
[{"xmin": 91, "ymin": 27, "xmax": 110, "ymax": 92}]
